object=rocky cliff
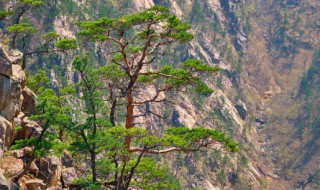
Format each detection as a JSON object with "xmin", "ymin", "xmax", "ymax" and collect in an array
[
  {"xmin": 0, "ymin": 44, "xmax": 25, "ymax": 158},
  {"xmin": 0, "ymin": 45, "xmax": 78, "ymax": 190}
]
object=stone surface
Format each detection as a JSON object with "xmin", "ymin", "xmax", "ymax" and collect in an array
[
  {"xmin": 23, "ymin": 147, "xmax": 33, "ymax": 156},
  {"xmin": 61, "ymin": 150, "xmax": 73, "ymax": 168},
  {"xmin": 29, "ymin": 161, "xmax": 39, "ymax": 176},
  {"xmin": 11, "ymin": 149, "xmax": 26, "ymax": 158},
  {"xmin": 10, "ymin": 114, "xmax": 23, "ymax": 146},
  {"xmin": 18, "ymin": 174, "xmax": 34, "ymax": 190},
  {"xmin": 14, "ymin": 117, "xmax": 42, "ymax": 140},
  {"xmin": 25, "ymin": 179, "xmax": 45, "ymax": 190},
  {"xmin": 0, "ymin": 115, "xmax": 12, "ymax": 157},
  {"xmin": 171, "ymin": 95, "xmax": 197, "ymax": 128},
  {"xmin": 21, "ymin": 87, "xmax": 37, "ymax": 117},
  {"xmin": 1, "ymin": 155, "xmax": 24, "ymax": 177},
  {"xmin": 36, "ymin": 156, "xmax": 62, "ymax": 187},
  {"xmin": 47, "ymin": 186, "xmax": 63, "ymax": 190},
  {"xmin": 11, "ymin": 182, "xmax": 20, "ymax": 190},
  {"xmin": 0, "ymin": 45, "xmax": 12, "ymax": 77},
  {"xmin": 0, "ymin": 170, "xmax": 10, "ymax": 190},
  {"xmin": 0, "ymin": 64, "xmax": 26, "ymax": 121},
  {"xmin": 61, "ymin": 167, "xmax": 77, "ymax": 187}
]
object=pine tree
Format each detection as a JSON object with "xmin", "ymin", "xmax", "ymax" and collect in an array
[
  {"xmin": 11, "ymin": 70, "xmax": 71, "ymax": 182},
  {"xmin": 1, "ymin": 0, "xmax": 77, "ymax": 70},
  {"xmin": 71, "ymin": 5, "xmax": 238, "ymax": 189}
]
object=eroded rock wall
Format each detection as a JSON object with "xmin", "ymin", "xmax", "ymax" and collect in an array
[
  {"xmin": 0, "ymin": 44, "xmax": 26, "ymax": 158},
  {"xmin": 0, "ymin": 44, "xmax": 76, "ymax": 189}
]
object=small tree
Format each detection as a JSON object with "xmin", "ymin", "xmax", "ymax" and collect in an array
[
  {"xmin": 6, "ymin": 23, "xmax": 77, "ymax": 69},
  {"xmin": 0, "ymin": 0, "xmax": 43, "ymax": 47},
  {"xmin": 71, "ymin": 55, "xmax": 111, "ymax": 184},
  {"xmin": 71, "ymin": 5, "xmax": 238, "ymax": 189},
  {"xmin": 11, "ymin": 70, "xmax": 72, "ymax": 182},
  {"xmin": 1, "ymin": 0, "xmax": 77, "ymax": 70}
]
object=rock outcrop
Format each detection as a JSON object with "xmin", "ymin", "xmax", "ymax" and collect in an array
[
  {"xmin": 0, "ymin": 64, "xmax": 26, "ymax": 121},
  {"xmin": 0, "ymin": 44, "xmax": 39, "ymax": 155},
  {"xmin": 21, "ymin": 87, "xmax": 37, "ymax": 117},
  {"xmin": 0, "ymin": 44, "xmax": 25, "ymax": 158},
  {"xmin": 0, "ymin": 115, "xmax": 12, "ymax": 157},
  {"xmin": 0, "ymin": 43, "xmax": 80, "ymax": 189}
]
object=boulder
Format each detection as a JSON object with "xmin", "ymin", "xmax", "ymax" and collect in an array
[
  {"xmin": 11, "ymin": 149, "xmax": 26, "ymax": 158},
  {"xmin": 0, "ymin": 115, "xmax": 12, "ymax": 157},
  {"xmin": 29, "ymin": 161, "xmax": 39, "ymax": 176},
  {"xmin": 18, "ymin": 174, "xmax": 34, "ymax": 190},
  {"xmin": 61, "ymin": 167, "xmax": 77, "ymax": 187},
  {"xmin": 21, "ymin": 87, "xmax": 37, "ymax": 117},
  {"xmin": 23, "ymin": 147, "xmax": 33, "ymax": 156},
  {"xmin": 0, "ymin": 64, "xmax": 26, "ymax": 121},
  {"xmin": 0, "ymin": 44, "xmax": 22, "ymax": 77},
  {"xmin": 36, "ymin": 156, "xmax": 62, "ymax": 187},
  {"xmin": 0, "ymin": 171, "xmax": 10, "ymax": 190},
  {"xmin": 61, "ymin": 150, "xmax": 73, "ymax": 168},
  {"xmin": 47, "ymin": 186, "xmax": 63, "ymax": 190},
  {"xmin": 14, "ymin": 117, "xmax": 42, "ymax": 140},
  {"xmin": 1, "ymin": 155, "xmax": 24, "ymax": 177},
  {"xmin": 10, "ymin": 115, "xmax": 23, "ymax": 146},
  {"xmin": 25, "ymin": 179, "xmax": 45, "ymax": 190}
]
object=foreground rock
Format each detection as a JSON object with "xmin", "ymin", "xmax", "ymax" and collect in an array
[
  {"xmin": 0, "ymin": 44, "xmax": 13, "ymax": 77},
  {"xmin": 0, "ymin": 115, "xmax": 12, "ymax": 157},
  {"xmin": 0, "ymin": 64, "xmax": 26, "ymax": 122},
  {"xmin": 33, "ymin": 156, "xmax": 62, "ymax": 188},
  {"xmin": 21, "ymin": 87, "xmax": 37, "ymax": 117},
  {"xmin": 25, "ymin": 179, "xmax": 45, "ymax": 190},
  {"xmin": 0, "ymin": 44, "xmax": 25, "ymax": 158},
  {"xmin": 62, "ymin": 167, "xmax": 77, "ymax": 187},
  {"xmin": 0, "ymin": 171, "xmax": 10, "ymax": 190}
]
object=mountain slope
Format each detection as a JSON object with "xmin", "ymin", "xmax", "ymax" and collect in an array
[{"xmin": 0, "ymin": 0, "xmax": 319, "ymax": 189}]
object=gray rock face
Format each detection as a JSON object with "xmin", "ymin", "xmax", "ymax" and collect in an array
[
  {"xmin": 0, "ymin": 45, "xmax": 12, "ymax": 77},
  {"xmin": 35, "ymin": 156, "xmax": 62, "ymax": 188},
  {"xmin": 0, "ymin": 44, "xmax": 25, "ymax": 123},
  {"xmin": 0, "ymin": 170, "xmax": 10, "ymax": 190},
  {"xmin": 11, "ymin": 183, "xmax": 20, "ymax": 190},
  {"xmin": 0, "ymin": 64, "xmax": 26, "ymax": 121},
  {"xmin": 0, "ymin": 44, "xmax": 22, "ymax": 76},
  {"xmin": 13, "ymin": 117, "xmax": 42, "ymax": 140},
  {"xmin": 0, "ymin": 115, "xmax": 12, "ymax": 157},
  {"xmin": 61, "ymin": 151, "xmax": 74, "ymax": 168},
  {"xmin": 61, "ymin": 167, "xmax": 77, "ymax": 187},
  {"xmin": 21, "ymin": 87, "xmax": 37, "ymax": 117}
]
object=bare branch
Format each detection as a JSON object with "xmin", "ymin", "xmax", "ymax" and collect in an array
[
  {"xmin": 147, "ymin": 39, "xmax": 175, "ymax": 55},
  {"xmin": 133, "ymin": 87, "xmax": 168, "ymax": 105},
  {"xmin": 139, "ymin": 72, "xmax": 184, "ymax": 80},
  {"xmin": 128, "ymin": 141, "xmax": 212, "ymax": 154},
  {"xmin": 142, "ymin": 56, "xmax": 156, "ymax": 65},
  {"xmin": 108, "ymin": 36, "xmax": 124, "ymax": 45},
  {"xmin": 134, "ymin": 110, "xmax": 165, "ymax": 119}
]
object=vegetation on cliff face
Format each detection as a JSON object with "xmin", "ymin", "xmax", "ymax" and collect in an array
[
  {"xmin": 1, "ymin": 2, "xmax": 239, "ymax": 189},
  {"xmin": 0, "ymin": 0, "xmax": 319, "ymax": 189}
]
